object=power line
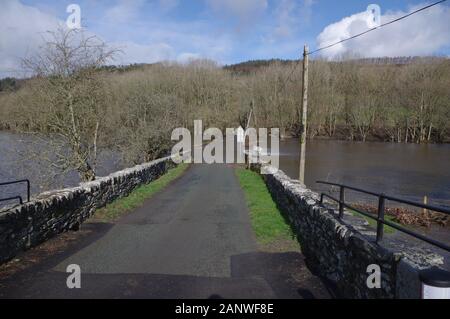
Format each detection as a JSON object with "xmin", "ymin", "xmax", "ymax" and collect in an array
[
  {"xmin": 279, "ymin": 0, "xmax": 448, "ymax": 90},
  {"xmin": 309, "ymin": 0, "xmax": 448, "ymax": 55}
]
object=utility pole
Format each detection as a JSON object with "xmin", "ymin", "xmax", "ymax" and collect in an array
[{"xmin": 299, "ymin": 45, "xmax": 309, "ymax": 184}]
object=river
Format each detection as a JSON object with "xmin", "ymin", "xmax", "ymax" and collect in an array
[
  {"xmin": 279, "ymin": 138, "xmax": 450, "ymax": 210},
  {"xmin": 0, "ymin": 131, "xmax": 124, "ymax": 206},
  {"xmin": 1, "ymin": 132, "xmax": 450, "ymax": 210},
  {"xmin": 0, "ymin": 132, "xmax": 450, "ymax": 207},
  {"xmin": 278, "ymin": 138, "xmax": 450, "ymax": 257},
  {"xmin": 1, "ymin": 132, "xmax": 449, "ymax": 253}
]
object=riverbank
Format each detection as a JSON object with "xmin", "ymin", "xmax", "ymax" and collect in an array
[
  {"xmin": 352, "ymin": 203, "xmax": 449, "ymax": 228},
  {"xmin": 281, "ymin": 132, "xmax": 450, "ymax": 144},
  {"xmin": 1, "ymin": 127, "xmax": 449, "ymax": 144}
]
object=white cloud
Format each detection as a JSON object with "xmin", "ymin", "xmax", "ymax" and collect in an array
[
  {"xmin": 0, "ymin": 0, "xmax": 199, "ymax": 78},
  {"xmin": 0, "ymin": 0, "xmax": 62, "ymax": 78},
  {"xmin": 316, "ymin": 3, "xmax": 450, "ymax": 59}
]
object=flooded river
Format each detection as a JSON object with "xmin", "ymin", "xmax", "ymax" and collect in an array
[
  {"xmin": 278, "ymin": 138, "xmax": 450, "ymax": 255},
  {"xmin": 1, "ymin": 132, "xmax": 450, "ymax": 210},
  {"xmin": 0, "ymin": 132, "xmax": 124, "ymax": 206},
  {"xmin": 0, "ymin": 132, "xmax": 449, "ymax": 253},
  {"xmin": 279, "ymin": 138, "xmax": 450, "ymax": 209}
]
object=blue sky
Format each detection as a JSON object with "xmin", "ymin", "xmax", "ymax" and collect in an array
[{"xmin": 1, "ymin": 0, "xmax": 449, "ymax": 77}]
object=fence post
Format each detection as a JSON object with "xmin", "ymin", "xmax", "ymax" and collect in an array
[
  {"xmin": 26, "ymin": 180, "xmax": 30, "ymax": 202},
  {"xmin": 339, "ymin": 186, "xmax": 345, "ymax": 219},
  {"xmin": 376, "ymin": 195, "xmax": 386, "ymax": 243}
]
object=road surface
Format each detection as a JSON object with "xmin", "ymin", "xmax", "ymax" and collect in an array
[{"xmin": 0, "ymin": 164, "xmax": 331, "ymax": 299}]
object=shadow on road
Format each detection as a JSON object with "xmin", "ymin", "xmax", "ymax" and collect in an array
[{"xmin": 0, "ymin": 239, "xmax": 332, "ymax": 299}]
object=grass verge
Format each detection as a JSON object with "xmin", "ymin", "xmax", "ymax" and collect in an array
[
  {"xmin": 235, "ymin": 167, "xmax": 298, "ymax": 252},
  {"xmin": 94, "ymin": 163, "xmax": 190, "ymax": 222}
]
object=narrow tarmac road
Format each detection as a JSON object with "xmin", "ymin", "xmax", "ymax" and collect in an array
[{"xmin": 0, "ymin": 164, "xmax": 330, "ymax": 299}]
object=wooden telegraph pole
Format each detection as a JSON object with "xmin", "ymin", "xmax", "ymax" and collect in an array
[{"xmin": 299, "ymin": 45, "xmax": 309, "ymax": 184}]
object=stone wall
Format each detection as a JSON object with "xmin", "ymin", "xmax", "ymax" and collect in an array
[
  {"xmin": 258, "ymin": 165, "xmax": 445, "ymax": 299},
  {"xmin": 0, "ymin": 156, "xmax": 176, "ymax": 265}
]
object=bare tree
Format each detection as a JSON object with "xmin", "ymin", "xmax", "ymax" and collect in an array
[
  {"xmin": 21, "ymin": 27, "xmax": 118, "ymax": 182},
  {"xmin": 1, "ymin": 51, "xmax": 448, "ymax": 165}
]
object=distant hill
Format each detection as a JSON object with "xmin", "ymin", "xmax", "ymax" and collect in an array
[
  {"xmin": 224, "ymin": 56, "xmax": 449, "ymax": 74},
  {"xmin": 3, "ymin": 56, "xmax": 447, "ymax": 82},
  {"xmin": 98, "ymin": 63, "xmax": 161, "ymax": 73},
  {"xmin": 0, "ymin": 77, "xmax": 24, "ymax": 92},
  {"xmin": 224, "ymin": 59, "xmax": 297, "ymax": 73}
]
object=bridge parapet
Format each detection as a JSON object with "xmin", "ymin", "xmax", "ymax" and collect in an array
[
  {"xmin": 255, "ymin": 164, "xmax": 445, "ymax": 299},
  {"xmin": 0, "ymin": 156, "xmax": 177, "ymax": 265}
]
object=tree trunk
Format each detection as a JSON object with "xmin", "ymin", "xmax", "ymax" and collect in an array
[
  {"xmin": 80, "ymin": 162, "xmax": 95, "ymax": 182},
  {"xmin": 427, "ymin": 123, "xmax": 433, "ymax": 142}
]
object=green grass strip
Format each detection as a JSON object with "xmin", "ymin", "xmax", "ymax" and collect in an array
[
  {"xmin": 235, "ymin": 168, "xmax": 295, "ymax": 245},
  {"xmin": 94, "ymin": 163, "xmax": 189, "ymax": 222}
]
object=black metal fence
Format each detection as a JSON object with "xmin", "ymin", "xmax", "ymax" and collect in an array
[
  {"xmin": 316, "ymin": 180, "xmax": 450, "ymax": 252},
  {"xmin": 0, "ymin": 179, "xmax": 30, "ymax": 206}
]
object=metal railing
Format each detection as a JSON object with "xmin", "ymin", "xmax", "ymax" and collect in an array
[
  {"xmin": 0, "ymin": 179, "xmax": 30, "ymax": 205},
  {"xmin": 316, "ymin": 181, "xmax": 450, "ymax": 252}
]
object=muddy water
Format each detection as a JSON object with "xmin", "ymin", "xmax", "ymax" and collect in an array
[
  {"xmin": 0, "ymin": 131, "xmax": 123, "ymax": 206},
  {"xmin": 279, "ymin": 138, "xmax": 450, "ymax": 209},
  {"xmin": 1, "ymin": 132, "xmax": 449, "ymax": 243},
  {"xmin": 2, "ymin": 132, "xmax": 449, "ymax": 208},
  {"xmin": 278, "ymin": 138, "xmax": 450, "ymax": 251}
]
